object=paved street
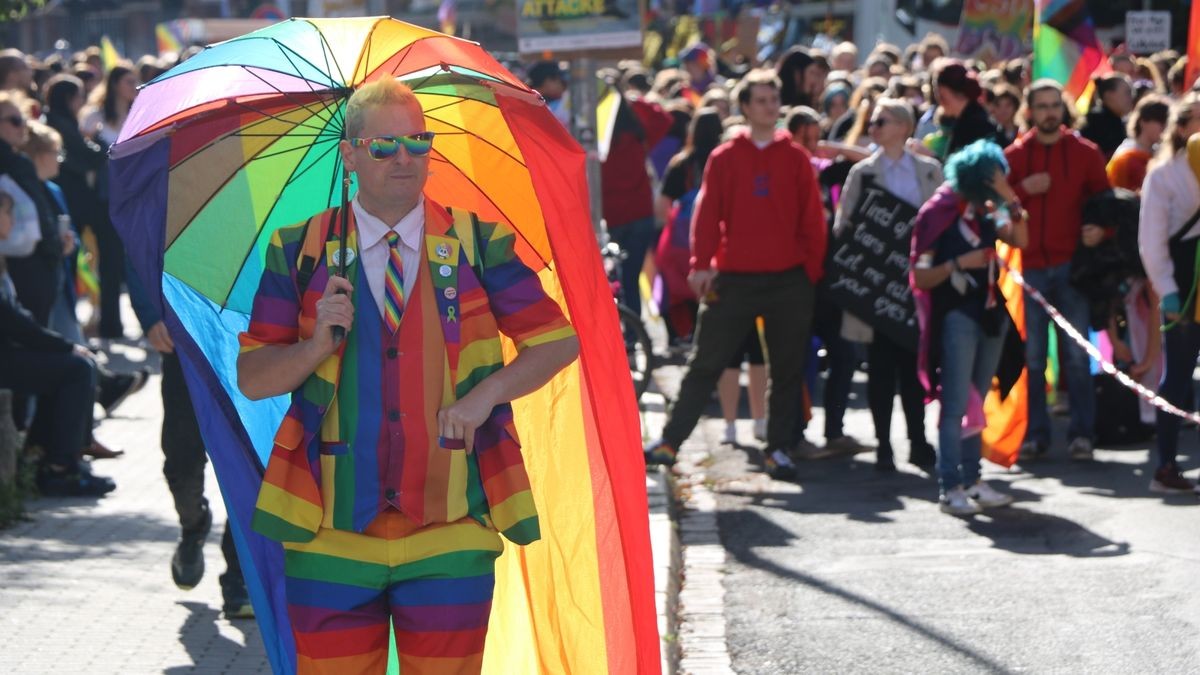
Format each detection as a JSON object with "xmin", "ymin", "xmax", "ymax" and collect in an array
[
  {"xmin": 6, "ymin": 328, "xmax": 1200, "ymax": 674},
  {"xmin": 649, "ymin": 360, "xmax": 1200, "ymax": 674},
  {"xmin": 0, "ymin": 341, "xmax": 271, "ymax": 674}
]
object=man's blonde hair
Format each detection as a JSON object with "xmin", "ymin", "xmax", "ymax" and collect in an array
[
  {"xmin": 22, "ymin": 120, "xmax": 62, "ymax": 157},
  {"xmin": 344, "ymin": 78, "xmax": 420, "ymax": 138}
]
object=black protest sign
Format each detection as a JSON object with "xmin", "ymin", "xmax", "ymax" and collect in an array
[{"xmin": 825, "ymin": 178, "xmax": 920, "ymax": 351}]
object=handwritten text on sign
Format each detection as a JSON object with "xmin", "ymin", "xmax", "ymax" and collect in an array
[{"xmin": 826, "ymin": 180, "xmax": 919, "ymax": 351}]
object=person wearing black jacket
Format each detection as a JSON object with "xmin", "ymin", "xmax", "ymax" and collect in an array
[
  {"xmin": 0, "ymin": 91, "xmax": 62, "ymax": 326},
  {"xmin": 0, "ymin": 192, "xmax": 114, "ymax": 497},
  {"xmin": 1080, "ymin": 73, "xmax": 1134, "ymax": 161},
  {"xmin": 43, "ymin": 74, "xmax": 107, "ymax": 264},
  {"xmin": 932, "ymin": 61, "xmax": 1004, "ymax": 161}
]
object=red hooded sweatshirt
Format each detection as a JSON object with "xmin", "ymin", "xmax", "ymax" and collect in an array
[
  {"xmin": 690, "ymin": 129, "xmax": 827, "ymax": 282},
  {"xmin": 1004, "ymin": 127, "xmax": 1111, "ymax": 270}
]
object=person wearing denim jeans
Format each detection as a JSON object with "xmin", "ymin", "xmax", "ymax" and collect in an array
[
  {"xmin": 938, "ymin": 309, "xmax": 1007, "ymax": 493},
  {"xmin": 1004, "ymin": 80, "xmax": 1111, "ymax": 460},
  {"xmin": 1021, "ymin": 264, "xmax": 1096, "ymax": 455},
  {"xmin": 912, "ymin": 139, "xmax": 1027, "ymax": 515},
  {"xmin": 608, "ymin": 216, "xmax": 656, "ymax": 319}
]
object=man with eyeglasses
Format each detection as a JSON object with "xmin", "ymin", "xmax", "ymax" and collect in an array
[
  {"xmin": 1004, "ymin": 79, "xmax": 1111, "ymax": 462},
  {"xmin": 236, "ymin": 78, "xmax": 579, "ymax": 673}
]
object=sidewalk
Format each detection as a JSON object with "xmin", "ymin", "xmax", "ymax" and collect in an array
[
  {"xmin": 1, "ymin": 335, "xmax": 682, "ymax": 673},
  {"xmin": 0, "ymin": 341, "xmax": 269, "ymax": 674}
]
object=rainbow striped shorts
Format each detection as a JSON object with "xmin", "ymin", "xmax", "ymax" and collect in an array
[{"xmin": 282, "ymin": 509, "xmax": 503, "ymax": 674}]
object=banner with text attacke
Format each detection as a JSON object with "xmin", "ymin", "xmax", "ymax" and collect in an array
[{"xmin": 517, "ymin": 0, "xmax": 642, "ymax": 54}]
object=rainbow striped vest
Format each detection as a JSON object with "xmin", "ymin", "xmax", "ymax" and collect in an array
[{"xmin": 250, "ymin": 201, "xmax": 543, "ymax": 545}]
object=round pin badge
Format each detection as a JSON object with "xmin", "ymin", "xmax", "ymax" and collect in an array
[
  {"xmin": 444, "ymin": 287, "xmax": 457, "ymax": 300},
  {"xmin": 436, "ymin": 243, "xmax": 451, "ymax": 259},
  {"xmin": 439, "ymin": 264, "xmax": 452, "ymax": 278}
]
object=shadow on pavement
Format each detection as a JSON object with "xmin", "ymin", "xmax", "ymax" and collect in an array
[
  {"xmin": 166, "ymin": 601, "xmax": 263, "ymax": 673},
  {"xmin": 718, "ymin": 459, "xmax": 1131, "ymax": 558},
  {"xmin": 720, "ymin": 508, "xmax": 1014, "ymax": 675},
  {"xmin": 0, "ymin": 505, "xmax": 178, "ymax": 565},
  {"xmin": 1010, "ymin": 448, "xmax": 1200, "ymax": 505},
  {"xmin": 965, "ymin": 508, "xmax": 1130, "ymax": 556}
]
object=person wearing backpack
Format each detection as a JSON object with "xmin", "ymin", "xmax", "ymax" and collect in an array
[{"xmin": 1137, "ymin": 92, "xmax": 1200, "ymax": 494}]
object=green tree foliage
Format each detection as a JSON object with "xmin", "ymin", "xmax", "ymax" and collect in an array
[{"xmin": 0, "ymin": 0, "xmax": 45, "ymax": 22}]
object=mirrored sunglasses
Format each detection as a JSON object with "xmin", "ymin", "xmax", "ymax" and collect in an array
[{"xmin": 349, "ymin": 132, "xmax": 435, "ymax": 160}]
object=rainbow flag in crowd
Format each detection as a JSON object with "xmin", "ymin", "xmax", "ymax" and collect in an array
[
  {"xmin": 1032, "ymin": 0, "xmax": 1109, "ymax": 110},
  {"xmin": 100, "ymin": 35, "xmax": 120, "ymax": 72},
  {"xmin": 156, "ymin": 22, "xmax": 184, "ymax": 55},
  {"xmin": 983, "ymin": 244, "xmax": 1026, "ymax": 468}
]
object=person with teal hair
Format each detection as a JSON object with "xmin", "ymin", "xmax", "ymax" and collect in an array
[{"xmin": 910, "ymin": 139, "xmax": 1028, "ymax": 516}]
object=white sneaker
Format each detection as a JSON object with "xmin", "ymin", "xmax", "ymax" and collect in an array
[
  {"xmin": 722, "ymin": 422, "xmax": 737, "ymax": 445},
  {"xmin": 965, "ymin": 481, "xmax": 1014, "ymax": 508},
  {"xmin": 1067, "ymin": 437, "xmax": 1094, "ymax": 461},
  {"xmin": 940, "ymin": 486, "xmax": 983, "ymax": 515},
  {"xmin": 753, "ymin": 418, "xmax": 767, "ymax": 442}
]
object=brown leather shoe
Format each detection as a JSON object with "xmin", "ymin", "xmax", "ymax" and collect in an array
[{"xmin": 83, "ymin": 441, "xmax": 125, "ymax": 459}]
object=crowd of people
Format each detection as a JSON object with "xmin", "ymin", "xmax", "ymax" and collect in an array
[
  {"xmin": 3, "ymin": 31, "xmax": 1200, "ymax": 526},
  {"xmin": 0, "ymin": 43, "xmax": 252, "ymax": 617},
  {"xmin": 572, "ymin": 34, "xmax": 1200, "ymax": 515}
]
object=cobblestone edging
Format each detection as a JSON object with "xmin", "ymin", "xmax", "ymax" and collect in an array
[
  {"xmin": 648, "ymin": 466, "xmax": 681, "ymax": 675},
  {"xmin": 672, "ymin": 422, "xmax": 734, "ymax": 675}
]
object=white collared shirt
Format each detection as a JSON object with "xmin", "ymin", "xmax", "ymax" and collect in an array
[
  {"xmin": 352, "ymin": 195, "xmax": 425, "ymax": 318},
  {"xmin": 878, "ymin": 152, "xmax": 923, "ymax": 208}
]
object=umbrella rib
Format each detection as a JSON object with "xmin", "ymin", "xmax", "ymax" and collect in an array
[
  {"xmin": 314, "ymin": 26, "xmax": 349, "ymax": 90},
  {"xmin": 235, "ymin": 63, "xmax": 345, "ymax": 126},
  {"xmin": 270, "ymin": 38, "xmax": 348, "ymax": 136},
  {"xmin": 426, "ymin": 154, "xmax": 551, "ymax": 270},
  {"xmin": 249, "ymin": 137, "xmax": 339, "ymax": 162},
  {"xmin": 210, "ymin": 140, "xmax": 344, "ymax": 308},
  {"xmin": 282, "ymin": 140, "xmax": 342, "ymax": 189},
  {"xmin": 226, "ymin": 98, "xmax": 340, "ymax": 137},
  {"xmin": 424, "ymin": 114, "xmax": 526, "ymax": 167}
]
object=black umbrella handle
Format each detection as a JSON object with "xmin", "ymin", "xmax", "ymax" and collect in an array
[{"xmin": 331, "ymin": 171, "xmax": 351, "ymax": 345}]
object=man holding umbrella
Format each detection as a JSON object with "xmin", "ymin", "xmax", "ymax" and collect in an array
[{"xmin": 236, "ymin": 78, "xmax": 579, "ymax": 673}]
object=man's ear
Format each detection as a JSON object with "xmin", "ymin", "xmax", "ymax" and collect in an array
[{"xmin": 339, "ymin": 139, "xmax": 356, "ymax": 172}]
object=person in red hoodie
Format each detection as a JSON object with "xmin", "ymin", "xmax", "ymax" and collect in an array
[
  {"xmin": 1004, "ymin": 79, "xmax": 1111, "ymax": 461},
  {"xmin": 644, "ymin": 69, "xmax": 827, "ymax": 481},
  {"xmin": 600, "ymin": 71, "xmax": 673, "ymax": 320}
]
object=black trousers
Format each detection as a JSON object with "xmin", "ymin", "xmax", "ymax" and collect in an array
[
  {"xmin": 0, "ymin": 348, "xmax": 94, "ymax": 468},
  {"xmin": 7, "ymin": 254, "xmax": 61, "ymax": 327},
  {"xmin": 662, "ymin": 268, "xmax": 815, "ymax": 450},
  {"xmin": 866, "ymin": 333, "xmax": 928, "ymax": 460},
  {"xmin": 91, "ymin": 209, "xmax": 125, "ymax": 338},
  {"xmin": 161, "ymin": 351, "xmax": 243, "ymax": 586}
]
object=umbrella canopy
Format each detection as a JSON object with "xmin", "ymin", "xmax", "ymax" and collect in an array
[{"xmin": 110, "ymin": 16, "xmax": 658, "ymax": 674}]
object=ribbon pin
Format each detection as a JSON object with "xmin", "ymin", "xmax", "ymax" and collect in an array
[{"xmin": 446, "ymin": 306, "xmax": 457, "ymax": 322}]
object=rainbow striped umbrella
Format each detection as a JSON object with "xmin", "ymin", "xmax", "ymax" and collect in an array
[{"xmin": 109, "ymin": 16, "xmax": 657, "ymax": 674}]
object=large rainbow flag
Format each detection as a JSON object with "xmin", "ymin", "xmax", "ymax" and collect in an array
[{"xmin": 1032, "ymin": 0, "xmax": 1109, "ymax": 110}]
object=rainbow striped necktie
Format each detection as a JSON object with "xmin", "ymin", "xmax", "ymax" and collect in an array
[{"xmin": 383, "ymin": 231, "xmax": 405, "ymax": 333}]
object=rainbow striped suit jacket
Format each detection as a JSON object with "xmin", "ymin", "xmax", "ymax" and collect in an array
[{"xmin": 240, "ymin": 199, "xmax": 575, "ymax": 545}]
